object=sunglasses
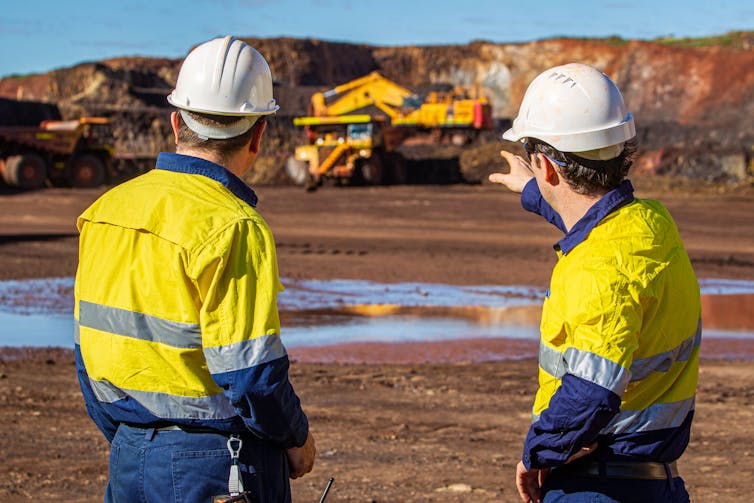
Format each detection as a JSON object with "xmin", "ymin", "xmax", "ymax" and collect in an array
[{"xmin": 522, "ymin": 139, "xmax": 567, "ymax": 167}]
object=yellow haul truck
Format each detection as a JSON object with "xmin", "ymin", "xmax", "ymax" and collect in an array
[
  {"xmin": 286, "ymin": 72, "xmax": 491, "ymax": 188},
  {"xmin": 0, "ymin": 117, "xmax": 114, "ymax": 189}
]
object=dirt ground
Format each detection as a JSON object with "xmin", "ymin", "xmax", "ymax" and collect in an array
[{"xmin": 1, "ymin": 181, "xmax": 754, "ymax": 502}]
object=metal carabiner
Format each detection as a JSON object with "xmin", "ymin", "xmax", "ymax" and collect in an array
[
  {"xmin": 226, "ymin": 434, "xmax": 245, "ymax": 495},
  {"xmin": 227, "ymin": 435, "xmax": 243, "ymax": 460}
]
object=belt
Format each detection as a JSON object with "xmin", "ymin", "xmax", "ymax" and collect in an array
[
  {"xmin": 122, "ymin": 423, "xmax": 225, "ymax": 435},
  {"xmin": 556, "ymin": 460, "xmax": 679, "ymax": 480},
  {"xmin": 155, "ymin": 425, "xmax": 222, "ymax": 434}
]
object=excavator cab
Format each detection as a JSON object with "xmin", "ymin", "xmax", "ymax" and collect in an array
[{"xmin": 346, "ymin": 123, "xmax": 373, "ymax": 142}]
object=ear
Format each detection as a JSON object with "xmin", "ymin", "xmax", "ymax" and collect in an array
[
  {"xmin": 248, "ymin": 118, "xmax": 267, "ymax": 154},
  {"xmin": 170, "ymin": 111, "xmax": 180, "ymax": 146},
  {"xmin": 540, "ymin": 154, "xmax": 560, "ymax": 186}
]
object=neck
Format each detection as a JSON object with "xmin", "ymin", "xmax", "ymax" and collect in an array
[
  {"xmin": 553, "ymin": 191, "xmax": 605, "ymax": 232},
  {"xmin": 176, "ymin": 146, "xmax": 250, "ymax": 178}
]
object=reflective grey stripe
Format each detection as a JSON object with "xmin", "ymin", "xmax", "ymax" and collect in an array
[
  {"xmin": 539, "ymin": 319, "xmax": 702, "ymax": 390},
  {"xmin": 89, "ymin": 379, "xmax": 237, "ymax": 420},
  {"xmin": 539, "ymin": 343, "xmax": 565, "ymax": 378},
  {"xmin": 533, "ymin": 396, "xmax": 695, "ymax": 432},
  {"xmin": 89, "ymin": 377, "xmax": 127, "ymax": 403},
  {"xmin": 79, "ymin": 300, "xmax": 201, "ymax": 349},
  {"xmin": 601, "ymin": 396, "xmax": 695, "ymax": 435},
  {"xmin": 538, "ymin": 344, "xmax": 630, "ymax": 394},
  {"xmin": 204, "ymin": 332, "xmax": 287, "ymax": 374},
  {"xmin": 630, "ymin": 320, "xmax": 702, "ymax": 382},
  {"xmin": 564, "ymin": 347, "xmax": 631, "ymax": 394},
  {"xmin": 74, "ymin": 319, "xmax": 80, "ymax": 345}
]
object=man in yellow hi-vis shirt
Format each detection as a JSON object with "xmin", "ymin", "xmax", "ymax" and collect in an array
[
  {"xmin": 74, "ymin": 36, "xmax": 315, "ymax": 503},
  {"xmin": 490, "ymin": 64, "xmax": 700, "ymax": 503}
]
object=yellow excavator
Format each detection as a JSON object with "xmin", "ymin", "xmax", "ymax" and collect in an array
[{"xmin": 286, "ymin": 72, "xmax": 491, "ymax": 188}]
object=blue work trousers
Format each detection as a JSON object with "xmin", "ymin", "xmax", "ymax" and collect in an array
[
  {"xmin": 541, "ymin": 469, "xmax": 690, "ymax": 503},
  {"xmin": 105, "ymin": 424, "xmax": 291, "ymax": 503}
]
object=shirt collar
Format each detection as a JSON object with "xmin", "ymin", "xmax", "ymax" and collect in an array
[
  {"xmin": 556, "ymin": 179, "xmax": 635, "ymax": 255},
  {"xmin": 155, "ymin": 152, "xmax": 258, "ymax": 208}
]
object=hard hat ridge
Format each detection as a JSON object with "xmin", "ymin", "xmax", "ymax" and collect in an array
[{"xmin": 209, "ymin": 36, "xmax": 236, "ymax": 94}]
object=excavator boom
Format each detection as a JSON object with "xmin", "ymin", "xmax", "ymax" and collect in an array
[
  {"xmin": 311, "ymin": 71, "xmax": 416, "ymax": 119},
  {"xmin": 290, "ymin": 72, "xmax": 492, "ymax": 188}
]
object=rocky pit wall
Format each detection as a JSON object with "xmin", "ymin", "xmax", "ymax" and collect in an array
[{"xmin": 1, "ymin": 35, "xmax": 753, "ymax": 187}]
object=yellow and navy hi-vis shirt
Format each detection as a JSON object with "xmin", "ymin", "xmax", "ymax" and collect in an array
[
  {"xmin": 519, "ymin": 179, "xmax": 700, "ymax": 469},
  {"xmin": 74, "ymin": 153, "xmax": 308, "ymax": 448}
]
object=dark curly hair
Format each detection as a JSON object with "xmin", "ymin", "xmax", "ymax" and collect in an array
[{"xmin": 525, "ymin": 137, "xmax": 638, "ymax": 196}]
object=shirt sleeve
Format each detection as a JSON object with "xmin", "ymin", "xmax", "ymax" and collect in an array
[
  {"xmin": 522, "ymin": 374, "xmax": 621, "ymax": 469},
  {"xmin": 523, "ymin": 274, "xmax": 641, "ymax": 469},
  {"xmin": 75, "ymin": 346, "xmax": 120, "ymax": 443},
  {"xmin": 521, "ymin": 178, "xmax": 567, "ymax": 233},
  {"xmin": 193, "ymin": 218, "xmax": 309, "ymax": 448}
]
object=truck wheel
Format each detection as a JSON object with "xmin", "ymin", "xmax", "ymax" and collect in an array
[
  {"xmin": 2, "ymin": 154, "xmax": 47, "ymax": 189},
  {"xmin": 285, "ymin": 156, "xmax": 310, "ymax": 186},
  {"xmin": 390, "ymin": 154, "xmax": 408, "ymax": 185},
  {"xmin": 71, "ymin": 154, "xmax": 106, "ymax": 188},
  {"xmin": 358, "ymin": 156, "xmax": 384, "ymax": 185}
]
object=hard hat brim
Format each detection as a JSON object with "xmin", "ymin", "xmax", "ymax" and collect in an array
[
  {"xmin": 501, "ymin": 115, "xmax": 635, "ymax": 152},
  {"xmin": 501, "ymin": 127, "xmax": 521, "ymax": 143},
  {"xmin": 167, "ymin": 93, "xmax": 279, "ymax": 116}
]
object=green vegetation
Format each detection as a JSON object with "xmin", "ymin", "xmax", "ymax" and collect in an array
[
  {"xmin": 603, "ymin": 35, "xmax": 629, "ymax": 46},
  {"xmin": 653, "ymin": 30, "xmax": 754, "ymax": 49},
  {"xmin": 547, "ymin": 31, "xmax": 753, "ymax": 50},
  {"xmin": 540, "ymin": 34, "xmax": 628, "ymax": 46}
]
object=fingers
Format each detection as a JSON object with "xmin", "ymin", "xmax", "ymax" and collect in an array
[
  {"xmin": 565, "ymin": 442, "xmax": 599, "ymax": 464},
  {"xmin": 538, "ymin": 467, "xmax": 550, "ymax": 487},
  {"xmin": 499, "ymin": 149, "xmax": 519, "ymax": 163},
  {"xmin": 488, "ymin": 172, "xmax": 509, "ymax": 184},
  {"xmin": 287, "ymin": 433, "xmax": 317, "ymax": 479},
  {"xmin": 288, "ymin": 455, "xmax": 314, "ymax": 479},
  {"xmin": 489, "ymin": 150, "xmax": 534, "ymax": 193},
  {"xmin": 515, "ymin": 470, "xmax": 529, "ymax": 502},
  {"xmin": 515, "ymin": 461, "xmax": 542, "ymax": 503},
  {"xmin": 501, "ymin": 150, "xmax": 534, "ymax": 175}
]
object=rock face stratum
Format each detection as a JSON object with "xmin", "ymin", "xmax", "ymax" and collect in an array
[{"xmin": 1, "ymin": 34, "xmax": 753, "ymax": 186}]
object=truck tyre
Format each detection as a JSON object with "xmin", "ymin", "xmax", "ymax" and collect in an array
[
  {"xmin": 285, "ymin": 156, "xmax": 310, "ymax": 186},
  {"xmin": 71, "ymin": 154, "xmax": 106, "ymax": 188},
  {"xmin": 357, "ymin": 156, "xmax": 384, "ymax": 185},
  {"xmin": 390, "ymin": 154, "xmax": 408, "ymax": 185},
  {"xmin": 2, "ymin": 154, "xmax": 47, "ymax": 189}
]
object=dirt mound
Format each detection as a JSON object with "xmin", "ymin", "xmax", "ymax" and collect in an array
[
  {"xmin": 0, "ymin": 97, "xmax": 60, "ymax": 126},
  {"xmin": 1, "ymin": 35, "xmax": 752, "ymax": 186}
]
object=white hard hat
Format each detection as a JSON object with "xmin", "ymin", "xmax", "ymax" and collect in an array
[
  {"xmin": 503, "ymin": 63, "xmax": 635, "ymax": 160},
  {"xmin": 168, "ymin": 36, "xmax": 279, "ymax": 139}
]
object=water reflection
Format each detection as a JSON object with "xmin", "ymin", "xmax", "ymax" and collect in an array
[{"xmin": 0, "ymin": 278, "xmax": 752, "ymax": 362}]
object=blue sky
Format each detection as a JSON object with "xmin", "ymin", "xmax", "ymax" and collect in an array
[{"xmin": 1, "ymin": 0, "xmax": 752, "ymax": 78}]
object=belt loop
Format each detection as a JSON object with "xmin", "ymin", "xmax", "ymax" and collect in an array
[
  {"xmin": 144, "ymin": 427, "xmax": 156, "ymax": 441},
  {"xmin": 663, "ymin": 462, "xmax": 673, "ymax": 492},
  {"xmin": 663, "ymin": 463, "xmax": 673, "ymax": 480}
]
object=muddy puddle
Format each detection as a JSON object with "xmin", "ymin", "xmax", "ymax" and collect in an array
[{"xmin": 0, "ymin": 277, "xmax": 752, "ymax": 362}]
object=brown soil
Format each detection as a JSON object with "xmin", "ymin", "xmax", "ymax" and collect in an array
[{"xmin": 1, "ymin": 182, "xmax": 753, "ymax": 502}]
